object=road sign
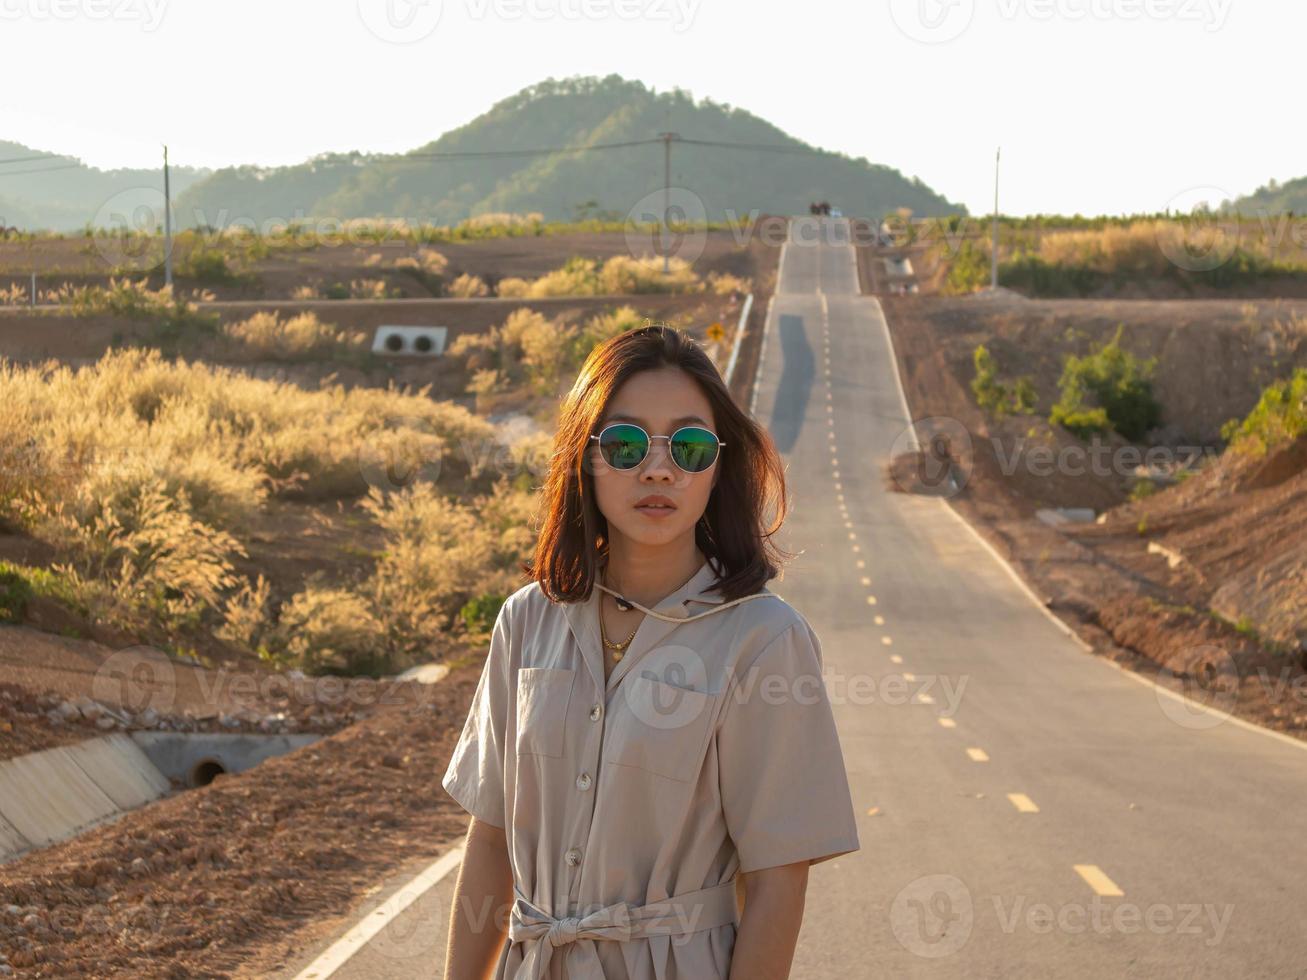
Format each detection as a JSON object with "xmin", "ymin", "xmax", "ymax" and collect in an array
[{"xmin": 706, "ymin": 322, "xmax": 724, "ymax": 343}]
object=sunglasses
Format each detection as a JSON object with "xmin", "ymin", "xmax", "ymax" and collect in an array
[{"xmin": 589, "ymin": 422, "xmax": 725, "ymax": 474}]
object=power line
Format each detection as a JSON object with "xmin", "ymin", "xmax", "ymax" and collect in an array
[
  {"xmin": 676, "ymin": 137, "xmax": 829, "ymax": 154},
  {"xmin": 393, "ymin": 136, "xmax": 828, "ymax": 162},
  {"xmin": 402, "ymin": 137, "xmax": 663, "ymax": 161},
  {"xmin": 0, "ymin": 162, "xmax": 83, "ymax": 178},
  {"xmin": 0, "ymin": 153, "xmax": 64, "ymax": 166}
]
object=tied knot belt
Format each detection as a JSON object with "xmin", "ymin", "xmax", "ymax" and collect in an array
[{"xmin": 507, "ymin": 879, "xmax": 739, "ymax": 978}]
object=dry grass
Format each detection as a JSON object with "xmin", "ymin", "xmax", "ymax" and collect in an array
[
  {"xmin": 494, "ymin": 255, "xmax": 704, "ymax": 298},
  {"xmin": 450, "ymin": 305, "xmax": 646, "ymax": 399},
  {"xmin": 0, "ymin": 347, "xmax": 539, "ymax": 670},
  {"xmin": 447, "ymin": 273, "xmax": 490, "ymax": 298},
  {"xmin": 221, "ymin": 311, "xmax": 368, "ymax": 360}
]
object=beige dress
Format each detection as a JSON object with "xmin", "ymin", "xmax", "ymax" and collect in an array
[{"xmin": 442, "ymin": 556, "xmax": 861, "ymax": 979}]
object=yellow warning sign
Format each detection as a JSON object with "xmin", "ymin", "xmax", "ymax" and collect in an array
[{"xmin": 706, "ymin": 322, "xmax": 724, "ymax": 342}]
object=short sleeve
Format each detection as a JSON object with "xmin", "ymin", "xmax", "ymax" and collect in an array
[
  {"xmin": 718, "ymin": 620, "xmax": 860, "ymax": 874},
  {"xmin": 441, "ymin": 598, "xmax": 512, "ymax": 829}
]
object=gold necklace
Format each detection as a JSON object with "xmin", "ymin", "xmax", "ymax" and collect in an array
[{"xmin": 599, "ymin": 595, "xmax": 639, "ymax": 661}]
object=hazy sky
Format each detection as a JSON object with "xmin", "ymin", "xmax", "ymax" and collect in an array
[{"xmin": 1, "ymin": 0, "xmax": 1299, "ymax": 215}]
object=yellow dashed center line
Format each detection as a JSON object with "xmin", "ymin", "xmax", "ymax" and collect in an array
[
  {"xmin": 966, "ymin": 747, "xmax": 989, "ymax": 762},
  {"xmin": 1007, "ymin": 793, "xmax": 1040, "ymax": 813},
  {"xmin": 937, "ymin": 717, "xmax": 956, "ymax": 729},
  {"xmin": 1074, "ymin": 864, "xmax": 1124, "ymax": 897}
]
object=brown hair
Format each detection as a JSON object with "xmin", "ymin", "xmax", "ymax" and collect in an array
[{"xmin": 524, "ymin": 323, "xmax": 791, "ymax": 603}]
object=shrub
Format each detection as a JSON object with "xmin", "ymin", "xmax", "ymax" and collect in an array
[
  {"xmin": 1049, "ymin": 325, "xmax": 1160, "ymax": 441},
  {"xmin": 598, "ymin": 255, "xmax": 700, "ymax": 294},
  {"xmin": 1219, "ymin": 367, "xmax": 1307, "ymax": 455},
  {"xmin": 495, "ymin": 276, "xmax": 530, "ymax": 298},
  {"xmin": 1050, "ymin": 404, "xmax": 1111, "ymax": 439},
  {"xmin": 359, "ymin": 479, "xmax": 534, "ymax": 657},
  {"xmin": 942, "ymin": 240, "xmax": 990, "ymax": 295},
  {"xmin": 460, "ymin": 593, "xmax": 506, "ymax": 635},
  {"xmin": 272, "ymin": 581, "xmax": 387, "ymax": 676},
  {"xmin": 221, "ymin": 311, "xmax": 368, "ymax": 360},
  {"xmin": 447, "ymin": 272, "xmax": 490, "ymax": 298},
  {"xmin": 0, "ymin": 563, "xmax": 33, "ymax": 622},
  {"xmin": 971, "ymin": 345, "xmax": 1037, "ymax": 417},
  {"xmin": 581, "ymin": 305, "xmax": 643, "ymax": 348},
  {"xmin": 177, "ymin": 247, "xmax": 238, "ymax": 284},
  {"xmin": 492, "ymin": 255, "xmax": 703, "ymax": 298},
  {"xmin": 706, "ymin": 271, "xmax": 752, "ymax": 296},
  {"xmin": 1129, "ymin": 478, "xmax": 1158, "ymax": 501},
  {"xmin": 395, "ymin": 247, "xmax": 448, "ymax": 294}
]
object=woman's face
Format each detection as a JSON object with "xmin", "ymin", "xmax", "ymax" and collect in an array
[{"xmin": 590, "ymin": 366, "xmax": 720, "ymax": 552}]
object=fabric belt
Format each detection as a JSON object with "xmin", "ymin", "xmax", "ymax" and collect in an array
[{"xmin": 507, "ymin": 878, "xmax": 739, "ymax": 979}]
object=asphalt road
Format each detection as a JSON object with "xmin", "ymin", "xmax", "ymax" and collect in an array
[
  {"xmin": 281, "ymin": 218, "xmax": 1307, "ymax": 979},
  {"xmin": 757, "ymin": 217, "xmax": 1306, "ymax": 978}
]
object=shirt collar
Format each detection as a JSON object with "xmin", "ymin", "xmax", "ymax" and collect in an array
[{"xmin": 609, "ymin": 554, "xmax": 727, "ymax": 611}]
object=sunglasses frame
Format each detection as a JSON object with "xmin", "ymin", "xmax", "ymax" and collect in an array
[{"xmin": 588, "ymin": 422, "xmax": 726, "ymax": 474}]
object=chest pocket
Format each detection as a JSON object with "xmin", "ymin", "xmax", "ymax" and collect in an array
[
  {"xmin": 516, "ymin": 667, "xmax": 575, "ymax": 758},
  {"xmin": 604, "ymin": 674, "xmax": 718, "ymax": 783}
]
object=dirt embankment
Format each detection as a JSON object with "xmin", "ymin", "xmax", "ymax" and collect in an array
[
  {"xmin": 876, "ymin": 289, "xmax": 1307, "ymax": 741},
  {"xmin": 0, "ymin": 661, "xmax": 484, "ymax": 978}
]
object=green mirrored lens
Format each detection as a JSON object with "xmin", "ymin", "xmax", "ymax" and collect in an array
[
  {"xmin": 598, "ymin": 424, "xmax": 648, "ymax": 469},
  {"xmin": 670, "ymin": 426, "xmax": 719, "ymax": 472}
]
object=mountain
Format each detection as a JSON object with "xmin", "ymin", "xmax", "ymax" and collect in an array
[
  {"xmin": 1230, "ymin": 176, "xmax": 1307, "ymax": 216},
  {"xmin": 0, "ymin": 141, "xmax": 209, "ymax": 232},
  {"xmin": 173, "ymin": 75, "xmax": 964, "ymax": 227}
]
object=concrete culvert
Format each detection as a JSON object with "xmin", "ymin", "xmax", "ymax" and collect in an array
[
  {"xmin": 190, "ymin": 758, "xmax": 228, "ymax": 787},
  {"xmin": 385, "ymin": 333, "xmax": 405, "ymax": 352}
]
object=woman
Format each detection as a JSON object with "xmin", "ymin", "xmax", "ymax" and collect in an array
[{"xmin": 442, "ymin": 323, "xmax": 860, "ymax": 979}]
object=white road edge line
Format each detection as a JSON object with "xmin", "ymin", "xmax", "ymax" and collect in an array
[
  {"xmin": 865, "ymin": 292, "xmax": 1307, "ymax": 757},
  {"xmin": 292, "ymin": 845, "xmax": 465, "ymax": 980},
  {"xmin": 750, "ymin": 238, "xmax": 786, "ymax": 417}
]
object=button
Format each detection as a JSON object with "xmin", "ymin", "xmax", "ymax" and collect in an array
[
  {"xmin": 576, "ymin": 771, "xmax": 592, "ymax": 791},
  {"xmin": 589, "ymin": 703, "xmax": 602, "ymax": 721},
  {"xmin": 565, "ymin": 848, "xmax": 582, "ymax": 867}
]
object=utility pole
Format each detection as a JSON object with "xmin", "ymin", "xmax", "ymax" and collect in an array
[
  {"xmin": 990, "ymin": 146, "xmax": 1000, "ymax": 290},
  {"xmin": 163, "ymin": 144, "xmax": 174, "ymax": 289},
  {"xmin": 659, "ymin": 131, "xmax": 678, "ymax": 275}
]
